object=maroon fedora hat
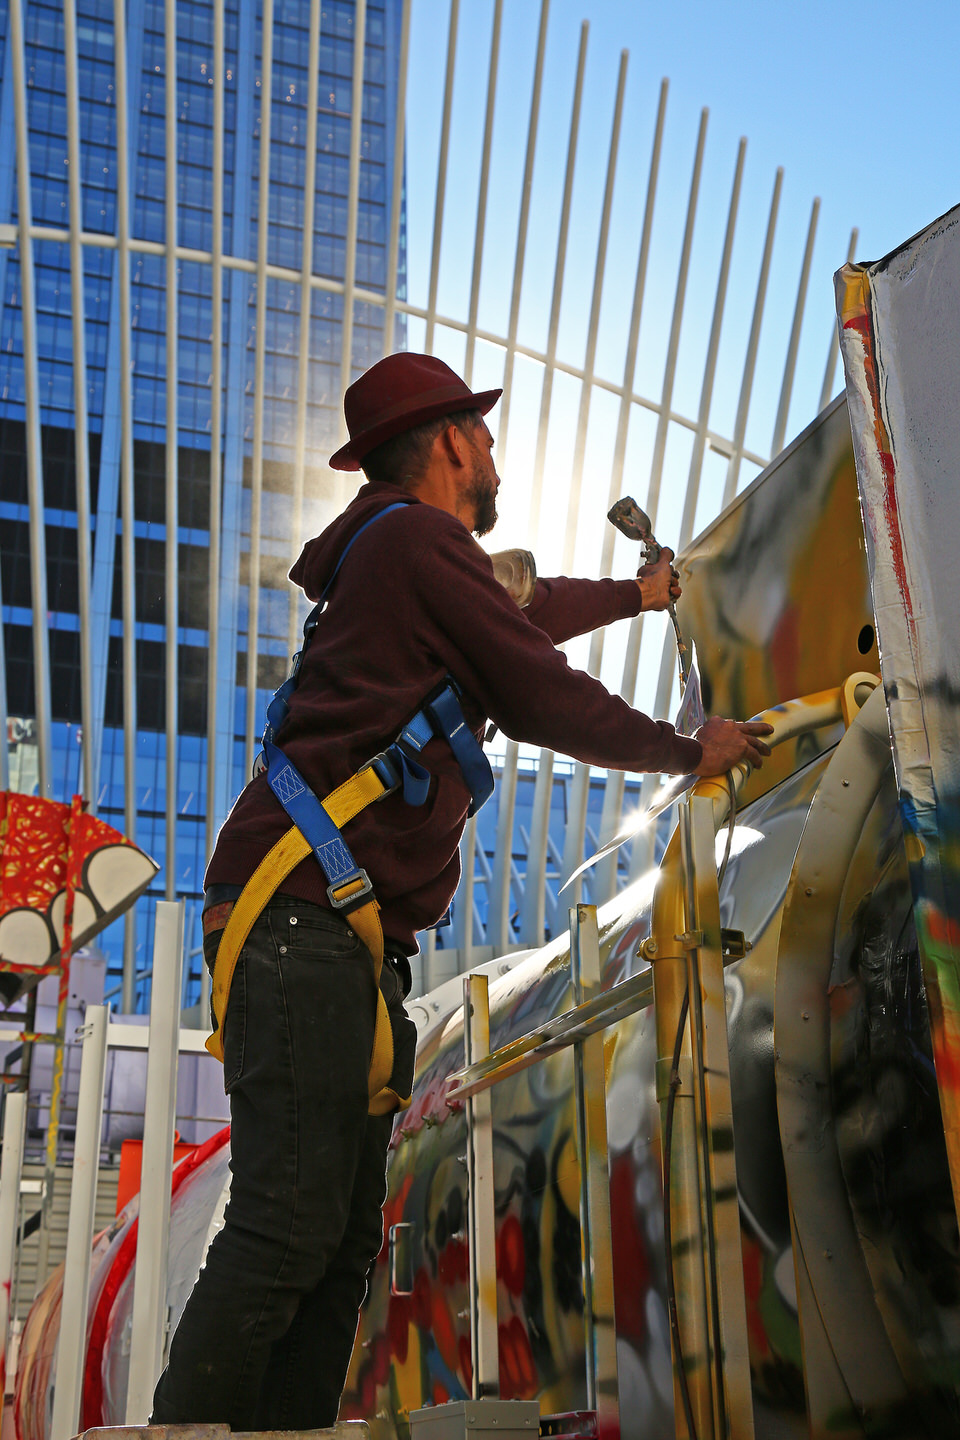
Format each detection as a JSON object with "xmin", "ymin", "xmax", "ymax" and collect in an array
[{"xmin": 329, "ymin": 352, "xmax": 502, "ymax": 471}]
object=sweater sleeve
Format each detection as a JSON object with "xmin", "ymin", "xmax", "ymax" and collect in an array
[
  {"xmin": 413, "ymin": 519, "xmax": 702, "ymax": 776},
  {"xmin": 522, "ymin": 575, "xmax": 643, "ymax": 645}
]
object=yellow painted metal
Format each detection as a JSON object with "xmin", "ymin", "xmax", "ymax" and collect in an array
[
  {"xmin": 646, "ymin": 680, "xmax": 878, "ymax": 1438},
  {"xmin": 684, "ymin": 798, "xmax": 755, "ymax": 1440},
  {"xmin": 570, "ymin": 905, "xmax": 619, "ymax": 1438},
  {"xmin": 464, "ymin": 973, "xmax": 499, "ymax": 1398},
  {"xmin": 650, "ymin": 791, "xmax": 756, "ymax": 1440}
]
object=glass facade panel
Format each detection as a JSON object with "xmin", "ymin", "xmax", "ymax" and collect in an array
[{"xmin": 0, "ymin": 0, "xmax": 405, "ymax": 1008}]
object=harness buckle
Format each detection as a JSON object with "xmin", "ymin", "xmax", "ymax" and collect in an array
[
  {"xmin": 328, "ymin": 869, "xmax": 376, "ymax": 914},
  {"xmin": 363, "ymin": 750, "xmax": 402, "ymax": 799}
]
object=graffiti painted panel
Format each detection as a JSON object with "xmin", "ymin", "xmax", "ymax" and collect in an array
[{"xmin": 837, "ymin": 201, "xmax": 960, "ymax": 1222}]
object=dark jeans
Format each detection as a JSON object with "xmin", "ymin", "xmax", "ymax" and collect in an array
[{"xmin": 151, "ymin": 896, "xmax": 417, "ymax": 1430}]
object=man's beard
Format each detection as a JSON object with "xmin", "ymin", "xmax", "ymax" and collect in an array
[{"xmin": 466, "ymin": 459, "xmax": 498, "ymax": 537}]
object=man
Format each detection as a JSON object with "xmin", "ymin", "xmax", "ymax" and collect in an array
[{"xmin": 152, "ymin": 353, "xmax": 771, "ymax": 1430}]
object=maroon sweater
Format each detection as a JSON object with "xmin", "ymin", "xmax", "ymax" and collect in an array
[{"xmin": 206, "ymin": 482, "xmax": 702, "ymax": 951}]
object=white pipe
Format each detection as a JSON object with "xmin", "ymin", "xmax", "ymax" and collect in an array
[
  {"xmin": 288, "ymin": 0, "xmax": 323, "ymax": 656},
  {"xmin": 723, "ymin": 168, "xmax": 782, "ymax": 504},
  {"xmin": 114, "ymin": 0, "xmax": 139, "ymax": 1008},
  {"xmin": 424, "ymin": 0, "xmax": 460, "ymax": 355},
  {"xmin": 9, "ymin": 0, "xmax": 53, "ymax": 796},
  {"xmin": 205, "ymin": 0, "xmax": 226, "ymax": 872},
  {"xmin": 338, "ymin": 0, "xmax": 367, "ymax": 427},
  {"xmin": 125, "ymin": 901, "xmax": 185, "ymax": 1421},
  {"xmin": 643, "ymin": 107, "xmax": 708, "ymax": 536},
  {"xmin": 382, "ymin": 0, "xmax": 412, "ymax": 358},
  {"xmin": 164, "ymin": 0, "xmax": 181, "ymax": 898},
  {"xmin": 0, "ymin": 1092, "xmax": 27, "ymax": 1384},
  {"xmin": 50, "ymin": 1006, "xmax": 109, "ymax": 1440},
  {"xmin": 63, "ymin": 0, "xmax": 96, "ymax": 812},
  {"xmin": 677, "ymin": 137, "xmax": 746, "ymax": 550},
  {"xmin": 463, "ymin": 0, "xmax": 503, "ymax": 386},
  {"xmin": 244, "ymin": 0, "xmax": 274, "ymax": 780},
  {"xmin": 771, "ymin": 196, "xmax": 820, "ymax": 456},
  {"xmin": 819, "ymin": 226, "xmax": 858, "ymax": 412},
  {"xmin": 495, "ymin": 0, "xmax": 549, "ymax": 459},
  {"xmin": 559, "ymin": 50, "xmax": 628, "ymax": 900}
]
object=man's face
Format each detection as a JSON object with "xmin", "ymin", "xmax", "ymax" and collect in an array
[{"xmin": 463, "ymin": 420, "xmax": 499, "ymax": 538}]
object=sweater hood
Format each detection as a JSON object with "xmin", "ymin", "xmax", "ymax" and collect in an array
[{"xmin": 288, "ymin": 481, "xmax": 420, "ymax": 602}]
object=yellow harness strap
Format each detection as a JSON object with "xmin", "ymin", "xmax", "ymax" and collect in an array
[{"xmin": 206, "ymin": 762, "xmax": 410, "ymax": 1114}]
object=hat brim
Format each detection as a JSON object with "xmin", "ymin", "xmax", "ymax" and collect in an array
[{"xmin": 329, "ymin": 387, "xmax": 503, "ymax": 472}]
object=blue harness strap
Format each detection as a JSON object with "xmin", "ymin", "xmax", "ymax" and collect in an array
[{"xmin": 260, "ymin": 502, "xmax": 495, "ymax": 906}]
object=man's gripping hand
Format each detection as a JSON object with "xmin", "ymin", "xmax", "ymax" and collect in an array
[
  {"xmin": 636, "ymin": 547, "xmax": 682, "ymax": 612},
  {"xmin": 693, "ymin": 715, "xmax": 774, "ymax": 776}
]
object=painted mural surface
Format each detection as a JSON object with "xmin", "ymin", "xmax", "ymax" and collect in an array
[
  {"xmin": 677, "ymin": 398, "xmax": 877, "ymax": 808},
  {"xmin": 837, "ymin": 203, "xmax": 960, "ymax": 1226},
  {"xmin": 339, "ymin": 760, "xmax": 843, "ymax": 1440}
]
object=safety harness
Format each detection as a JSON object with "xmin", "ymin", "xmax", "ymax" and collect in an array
[{"xmin": 205, "ymin": 502, "xmax": 494, "ymax": 1114}]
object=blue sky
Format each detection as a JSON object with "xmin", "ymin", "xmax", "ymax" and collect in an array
[
  {"xmin": 399, "ymin": 0, "xmax": 959, "ymax": 719},
  {"xmin": 401, "ymin": 0, "xmax": 959, "ymax": 496}
]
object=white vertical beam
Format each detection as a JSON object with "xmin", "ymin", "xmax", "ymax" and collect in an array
[
  {"xmin": 50, "ymin": 1005, "xmax": 109, "ymax": 1440},
  {"xmin": 205, "ymin": 0, "xmax": 226, "ymax": 869},
  {"xmin": 819, "ymin": 225, "xmax": 858, "ymax": 413},
  {"xmin": 589, "ymin": 78, "xmax": 668, "ymax": 905},
  {"xmin": 126, "ymin": 900, "xmax": 185, "ymax": 1422},
  {"xmin": 495, "ymin": 0, "xmax": 549, "ymax": 459},
  {"xmin": 244, "ymin": 0, "xmax": 274, "ymax": 780},
  {"xmin": 454, "ymin": 815, "xmax": 478, "ymax": 971},
  {"xmin": 164, "ymin": 0, "xmax": 181, "ymax": 897},
  {"xmin": 561, "ymin": 48, "xmax": 627, "ymax": 575},
  {"xmin": 643, "ymin": 107, "xmax": 707, "ymax": 535},
  {"xmin": 723, "ymin": 168, "xmax": 782, "ymax": 505},
  {"xmin": 338, "ymin": 0, "xmax": 367, "ymax": 410},
  {"xmin": 482, "ymin": 0, "xmax": 549, "ymax": 941},
  {"xmin": 0, "ymin": 1092, "xmax": 27, "ymax": 1380},
  {"xmin": 62, "ymin": 0, "xmax": 96, "ymax": 812},
  {"xmin": 382, "ymin": 0, "xmax": 411, "ymax": 359},
  {"xmin": 771, "ymin": 196, "xmax": 819, "ymax": 457},
  {"xmin": 559, "ymin": 50, "xmax": 628, "ymax": 898},
  {"xmin": 9, "ymin": 0, "xmax": 53, "ymax": 797},
  {"xmin": 677, "ymin": 136, "xmax": 747, "ymax": 549},
  {"xmin": 489, "ymin": 739, "xmax": 518, "ymax": 952},
  {"xmin": 115, "ymin": 0, "xmax": 139, "ymax": 1009},
  {"xmin": 526, "ymin": 20, "xmax": 588, "ymax": 536},
  {"xmin": 613, "ymin": 111, "xmax": 707, "ymax": 887},
  {"xmin": 423, "ymin": 0, "xmax": 459, "ymax": 355},
  {"xmin": 517, "ymin": 21, "xmax": 588, "ymax": 950},
  {"xmin": 462, "ymin": 0, "xmax": 502, "ymax": 386},
  {"xmin": 288, "ymin": 0, "xmax": 323, "ymax": 657}
]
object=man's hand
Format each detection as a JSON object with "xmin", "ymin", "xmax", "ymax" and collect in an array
[
  {"xmin": 636, "ymin": 547, "xmax": 682, "ymax": 612},
  {"xmin": 693, "ymin": 715, "xmax": 774, "ymax": 776}
]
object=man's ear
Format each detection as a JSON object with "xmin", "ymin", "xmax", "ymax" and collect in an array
[{"xmin": 439, "ymin": 421, "xmax": 469, "ymax": 469}]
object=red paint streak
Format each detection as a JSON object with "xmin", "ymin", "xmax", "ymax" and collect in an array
[
  {"xmin": 927, "ymin": 911, "xmax": 960, "ymax": 949},
  {"xmin": 81, "ymin": 1126, "xmax": 230, "ymax": 1429},
  {"xmin": 458, "ymin": 1333, "xmax": 472, "ymax": 1393},
  {"xmin": 609, "ymin": 1155, "xmax": 648, "ymax": 1344},
  {"xmin": 846, "ymin": 288, "xmax": 913, "ymax": 620},
  {"xmin": 496, "ymin": 1213, "xmax": 525, "ymax": 1297},
  {"xmin": 740, "ymin": 1233, "xmax": 770, "ymax": 1360},
  {"xmin": 497, "ymin": 1317, "xmax": 537, "ymax": 1400}
]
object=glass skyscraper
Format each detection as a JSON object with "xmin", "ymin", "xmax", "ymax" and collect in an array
[{"xmin": 0, "ymin": 0, "xmax": 406, "ymax": 1008}]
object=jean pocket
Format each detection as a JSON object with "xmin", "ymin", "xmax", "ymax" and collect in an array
[
  {"xmin": 277, "ymin": 910, "xmax": 363, "ymax": 957},
  {"xmin": 222, "ymin": 956, "xmax": 246, "ymax": 1093}
]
